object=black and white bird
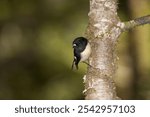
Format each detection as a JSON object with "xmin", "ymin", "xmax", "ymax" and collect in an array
[{"xmin": 72, "ymin": 37, "xmax": 91, "ymax": 69}]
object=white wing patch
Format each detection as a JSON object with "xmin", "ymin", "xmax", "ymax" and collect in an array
[{"xmin": 74, "ymin": 56, "xmax": 77, "ymax": 60}]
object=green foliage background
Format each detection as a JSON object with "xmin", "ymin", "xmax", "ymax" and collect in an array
[{"xmin": 0, "ymin": 0, "xmax": 150, "ymax": 99}]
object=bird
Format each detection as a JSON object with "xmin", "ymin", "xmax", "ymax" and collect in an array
[{"xmin": 71, "ymin": 37, "xmax": 91, "ymax": 70}]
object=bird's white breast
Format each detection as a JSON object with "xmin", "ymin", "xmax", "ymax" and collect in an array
[{"xmin": 80, "ymin": 43, "xmax": 91, "ymax": 62}]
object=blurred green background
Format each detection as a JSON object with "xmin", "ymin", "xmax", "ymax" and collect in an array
[{"xmin": 0, "ymin": 0, "xmax": 150, "ymax": 100}]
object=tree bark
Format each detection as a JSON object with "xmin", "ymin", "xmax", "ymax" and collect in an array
[
  {"xmin": 83, "ymin": 0, "xmax": 150, "ymax": 100},
  {"xmin": 84, "ymin": 0, "xmax": 122, "ymax": 99}
]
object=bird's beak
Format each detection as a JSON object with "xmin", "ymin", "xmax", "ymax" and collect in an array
[{"xmin": 72, "ymin": 44, "xmax": 76, "ymax": 48}]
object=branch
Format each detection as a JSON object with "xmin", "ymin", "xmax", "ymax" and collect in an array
[{"xmin": 122, "ymin": 15, "xmax": 150, "ymax": 31}]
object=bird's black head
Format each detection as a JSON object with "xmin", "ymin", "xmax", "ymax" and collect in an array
[
  {"xmin": 71, "ymin": 37, "xmax": 88, "ymax": 70},
  {"xmin": 72, "ymin": 37, "xmax": 88, "ymax": 52}
]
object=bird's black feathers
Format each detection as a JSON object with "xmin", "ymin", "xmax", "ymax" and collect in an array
[
  {"xmin": 72, "ymin": 37, "xmax": 89, "ymax": 70},
  {"xmin": 72, "ymin": 37, "xmax": 88, "ymax": 53}
]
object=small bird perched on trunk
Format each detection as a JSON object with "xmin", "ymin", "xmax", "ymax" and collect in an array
[{"xmin": 72, "ymin": 37, "xmax": 91, "ymax": 70}]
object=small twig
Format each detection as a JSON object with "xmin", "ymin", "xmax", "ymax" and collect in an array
[{"xmin": 122, "ymin": 15, "xmax": 150, "ymax": 31}]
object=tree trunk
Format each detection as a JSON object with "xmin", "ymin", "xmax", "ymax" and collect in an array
[
  {"xmin": 84, "ymin": 0, "xmax": 122, "ymax": 99},
  {"xmin": 83, "ymin": 0, "xmax": 150, "ymax": 100}
]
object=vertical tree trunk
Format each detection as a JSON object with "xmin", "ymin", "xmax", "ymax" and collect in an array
[{"xmin": 84, "ymin": 0, "xmax": 122, "ymax": 99}]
